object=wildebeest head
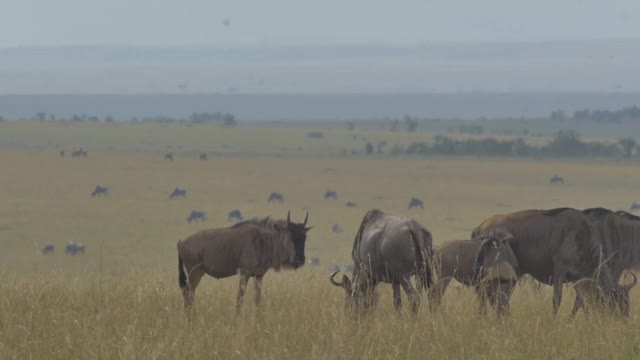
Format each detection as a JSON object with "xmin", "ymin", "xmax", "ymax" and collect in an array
[
  {"xmin": 329, "ymin": 264, "xmax": 376, "ymax": 312},
  {"xmin": 472, "ymin": 229, "xmax": 519, "ymax": 284},
  {"xmin": 276, "ymin": 211, "xmax": 311, "ymax": 269},
  {"xmin": 574, "ymin": 271, "xmax": 637, "ymax": 317}
]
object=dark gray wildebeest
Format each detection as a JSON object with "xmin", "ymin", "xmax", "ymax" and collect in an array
[
  {"xmin": 549, "ymin": 175, "xmax": 564, "ymax": 184},
  {"xmin": 472, "ymin": 208, "xmax": 622, "ymax": 316},
  {"xmin": 345, "ymin": 201, "xmax": 357, "ymax": 208},
  {"xmin": 177, "ymin": 212, "xmax": 311, "ymax": 311},
  {"xmin": 329, "ymin": 209, "xmax": 433, "ymax": 313},
  {"xmin": 569, "ymin": 207, "xmax": 640, "ymax": 317},
  {"xmin": 187, "ymin": 210, "xmax": 207, "ymax": 223},
  {"xmin": 630, "ymin": 201, "xmax": 640, "ymax": 212},
  {"xmin": 228, "ymin": 209, "xmax": 244, "ymax": 222},
  {"xmin": 71, "ymin": 148, "xmax": 87, "ymax": 157},
  {"xmin": 165, "ymin": 153, "xmax": 174, "ymax": 161},
  {"xmin": 324, "ymin": 190, "xmax": 338, "ymax": 200},
  {"xmin": 332, "ymin": 224, "xmax": 344, "ymax": 233},
  {"xmin": 408, "ymin": 197, "xmax": 424, "ymax": 210},
  {"xmin": 91, "ymin": 186, "xmax": 110, "ymax": 197},
  {"xmin": 65, "ymin": 241, "xmax": 85, "ymax": 255},
  {"xmin": 169, "ymin": 187, "xmax": 187, "ymax": 199},
  {"xmin": 267, "ymin": 192, "xmax": 284, "ymax": 203},
  {"xmin": 42, "ymin": 244, "xmax": 55, "ymax": 255},
  {"xmin": 199, "ymin": 153, "xmax": 208, "ymax": 160},
  {"xmin": 429, "ymin": 235, "xmax": 518, "ymax": 316}
]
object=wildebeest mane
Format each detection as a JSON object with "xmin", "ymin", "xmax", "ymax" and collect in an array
[
  {"xmin": 543, "ymin": 207, "xmax": 573, "ymax": 216},
  {"xmin": 614, "ymin": 211, "xmax": 640, "ymax": 221},
  {"xmin": 230, "ymin": 216, "xmax": 294, "ymax": 271},
  {"xmin": 583, "ymin": 207, "xmax": 613, "ymax": 218}
]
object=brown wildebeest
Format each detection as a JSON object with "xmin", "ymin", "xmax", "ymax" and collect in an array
[
  {"xmin": 329, "ymin": 209, "xmax": 433, "ymax": 313},
  {"xmin": 429, "ymin": 234, "xmax": 518, "ymax": 316},
  {"xmin": 177, "ymin": 212, "xmax": 311, "ymax": 312},
  {"xmin": 472, "ymin": 208, "xmax": 619, "ymax": 316}
]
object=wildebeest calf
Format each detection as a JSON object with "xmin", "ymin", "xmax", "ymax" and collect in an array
[
  {"xmin": 177, "ymin": 212, "xmax": 311, "ymax": 312},
  {"xmin": 91, "ymin": 186, "xmax": 110, "ymax": 197},
  {"xmin": 187, "ymin": 211, "xmax": 207, "ymax": 223},
  {"xmin": 169, "ymin": 187, "xmax": 187, "ymax": 199}
]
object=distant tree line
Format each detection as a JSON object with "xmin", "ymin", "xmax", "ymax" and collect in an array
[
  {"xmin": 8, "ymin": 111, "xmax": 238, "ymax": 127},
  {"xmin": 550, "ymin": 106, "xmax": 640, "ymax": 124}
]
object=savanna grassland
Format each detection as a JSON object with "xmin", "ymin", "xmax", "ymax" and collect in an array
[{"xmin": 1, "ymin": 121, "xmax": 640, "ymax": 359}]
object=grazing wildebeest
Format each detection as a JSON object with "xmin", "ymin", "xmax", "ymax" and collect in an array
[
  {"xmin": 199, "ymin": 153, "xmax": 208, "ymax": 160},
  {"xmin": 65, "ymin": 241, "xmax": 85, "ymax": 255},
  {"xmin": 429, "ymin": 235, "xmax": 518, "ymax": 316},
  {"xmin": 408, "ymin": 197, "xmax": 424, "ymax": 210},
  {"xmin": 324, "ymin": 190, "xmax": 338, "ymax": 200},
  {"xmin": 71, "ymin": 148, "xmax": 87, "ymax": 157},
  {"xmin": 332, "ymin": 224, "xmax": 344, "ymax": 233},
  {"xmin": 187, "ymin": 211, "xmax": 207, "ymax": 223},
  {"xmin": 177, "ymin": 212, "xmax": 311, "ymax": 311},
  {"xmin": 165, "ymin": 153, "xmax": 174, "ymax": 161},
  {"xmin": 228, "ymin": 209, "xmax": 244, "ymax": 222},
  {"xmin": 309, "ymin": 257, "xmax": 320, "ymax": 266},
  {"xmin": 345, "ymin": 201, "xmax": 357, "ymax": 208},
  {"xmin": 267, "ymin": 192, "xmax": 284, "ymax": 203},
  {"xmin": 549, "ymin": 175, "xmax": 564, "ymax": 184},
  {"xmin": 572, "ymin": 271, "xmax": 637, "ymax": 318},
  {"xmin": 169, "ymin": 187, "xmax": 187, "ymax": 199},
  {"xmin": 472, "ymin": 208, "xmax": 619, "ymax": 316},
  {"xmin": 91, "ymin": 186, "xmax": 110, "ymax": 197},
  {"xmin": 42, "ymin": 244, "xmax": 55, "ymax": 255},
  {"xmin": 630, "ymin": 201, "xmax": 640, "ymax": 212},
  {"xmin": 329, "ymin": 209, "xmax": 433, "ymax": 313}
]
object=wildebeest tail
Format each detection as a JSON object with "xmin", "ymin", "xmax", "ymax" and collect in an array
[
  {"xmin": 410, "ymin": 227, "xmax": 433, "ymax": 290},
  {"xmin": 178, "ymin": 255, "xmax": 187, "ymax": 289}
]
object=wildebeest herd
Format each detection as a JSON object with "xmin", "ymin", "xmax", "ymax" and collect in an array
[{"xmin": 177, "ymin": 206, "xmax": 640, "ymax": 319}]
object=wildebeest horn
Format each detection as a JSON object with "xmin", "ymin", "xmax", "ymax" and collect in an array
[
  {"xmin": 624, "ymin": 272, "xmax": 637, "ymax": 290},
  {"xmin": 303, "ymin": 211, "xmax": 309, "ymax": 226},
  {"xmin": 287, "ymin": 211, "xmax": 291, "ymax": 225},
  {"xmin": 329, "ymin": 270, "xmax": 343, "ymax": 287}
]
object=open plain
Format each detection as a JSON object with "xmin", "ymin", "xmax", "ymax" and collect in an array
[{"xmin": 1, "ymin": 121, "xmax": 640, "ymax": 359}]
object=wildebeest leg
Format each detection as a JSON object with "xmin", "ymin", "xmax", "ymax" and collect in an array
[
  {"xmin": 552, "ymin": 269, "xmax": 566, "ymax": 316},
  {"xmin": 476, "ymin": 285, "xmax": 489, "ymax": 315},
  {"xmin": 254, "ymin": 275, "xmax": 264, "ymax": 306},
  {"xmin": 392, "ymin": 282, "xmax": 402, "ymax": 311},
  {"xmin": 400, "ymin": 276, "xmax": 420, "ymax": 313},
  {"xmin": 495, "ymin": 281, "xmax": 515, "ymax": 317},
  {"xmin": 236, "ymin": 274, "xmax": 250, "ymax": 313},
  {"xmin": 570, "ymin": 292, "xmax": 585, "ymax": 319},
  {"xmin": 428, "ymin": 276, "xmax": 452, "ymax": 310},
  {"xmin": 183, "ymin": 268, "xmax": 205, "ymax": 310}
]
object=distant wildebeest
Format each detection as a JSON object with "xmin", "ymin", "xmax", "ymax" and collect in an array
[
  {"xmin": 59, "ymin": 150, "xmax": 65, "ymax": 158},
  {"xmin": 408, "ymin": 197, "xmax": 424, "ymax": 210},
  {"xmin": 199, "ymin": 153, "xmax": 208, "ymax": 160},
  {"xmin": 165, "ymin": 153, "xmax": 174, "ymax": 161},
  {"xmin": 549, "ymin": 175, "xmax": 564, "ymax": 184},
  {"xmin": 330, "ymin": 209, "xmax": 433, "ymax": 313},
  {"xmin": 187, "ymin": 210, "xmax": 207, "ymax": 223},
  {"xmin": 309, "ymin": 257, "xmax": 320, "ymax": 266},
  {"xmin": 169, "ymin": 187, "xmax": 187, "ymax": 199},
  {"xmin": 41, "ymin": 244, "xmax": 55, "ymax": 255},
  {"xmin": 177, "ymin": 212, "xmax": 311, "ymax": 311},
  {"xmin": 324, "ymin": 190, "xmax": 338, "ymax": 200},
  {"xmin": 91, "ymin": 186, "xmax": 110, "ymax": 197},
  {"xmin": 267, "ymin": 192, "xmax": 284, "ymax": 203},
  {"xmin": 71, "ymin": 148, "xmax": 87, "ymax": 157},
  {"xmin": 345, "ymin": 201, "xmax": 357, "ymax": 208},
  {"xmin": 228, "ymin": 209, "xmax": 244, "ymax": 222},
  {"xmin": 630, "ymin": 201, "xmax": 640, "ymax": 212},
  {"xmin": 332, "ymin": 224, "xmax": 344, "ymax": 233},
  {"xmin": 472, "ymin": 208, "xmax": 622, "ymax": 316},
  {"xmin": 65, "ymin": 241, "xmax": 85, "ymax": 256},
  {"xmin": 430, "ymin": 236, "xmax": 518, "ymax": 316}
]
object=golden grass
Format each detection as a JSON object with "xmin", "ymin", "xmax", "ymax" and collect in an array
[{"xmin": 1, "ymin": 122, "xmax": 640, "ymax": 358}]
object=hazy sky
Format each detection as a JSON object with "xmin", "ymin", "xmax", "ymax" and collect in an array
[{"xmin": 3, "ymin": 0, "xmax": 640, "ymax": 47}]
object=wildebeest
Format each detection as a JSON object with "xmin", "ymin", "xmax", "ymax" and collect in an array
[
  {"xmin": 408, "ymin": 197, "xmax": 424, "ymax": 210},
  {"xmin": 169, "ymin": 187, "xmax": 187, "ymax": 199},
  {"xmin": 309, "ymin": 257, "xmax": 320, "ymax": 266},
  {"xmin": 430, "ymin": 235, "xmax": 518, "ymax": 316},
  {"xmin": 572, "ymin": 271, "xmax": 637, "ymax": 318},
  {"xmin": 228, "ymin": 209, "xmax": 244, "ymax": 222},
  {"xmin": 332, "ymin": 224, "xmax": 344, "ymax": 233},
  {"xmin": 59, "ymin": 150, "xmax": 65, "ymax": 158},
  {"xmin": 345, "ymin": 201, "xmax": 357, "ymax": 208},
  {"xmin": 71, "ymin": 148, "xmax": 87, "ymax": 157},
  {"xmin": 324, "ymin": 190, "xmax": 338, "ymax": 200},
  {"xmin": 187, "ymin": 210, "xmax": 207, "ymax": 223},
  {"xmin": 65, "ymin": 241, "xmax": 85, "ymax": 255},
  {"xmin": 630, "ymin": 201, "xmax": 640, "ymax": 212},
  {"xmin": 91, "ymin": 186, "xmax": 110, "ymax": 197},
  {"xmin": 177, "ymin": 212, "xmax": 311, "ymax": 310},
  {"xmin": 41, "ymin": 244, "xmax": 55, "ymax": 255},
  {"xmin": 329, "ymin": 209, "xmax": 433, "ymax": 313},
  {"xmin": 549, "ymin": 175, "xmax": 564, "ymax": 184},
  {"xmin": 199, "ymin": 153, "xmax": 208, "ymax": 160},
  {"xmin": 267, "ymin": 192, "xmax": 284, "ymax": 203},
  {"xmin": 165, "ymin": 153, "xmax": 174, "ymax": 161},
  {"xmin": 472, "ymin": 208, "xmax": 619, "ymax": 316}
]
